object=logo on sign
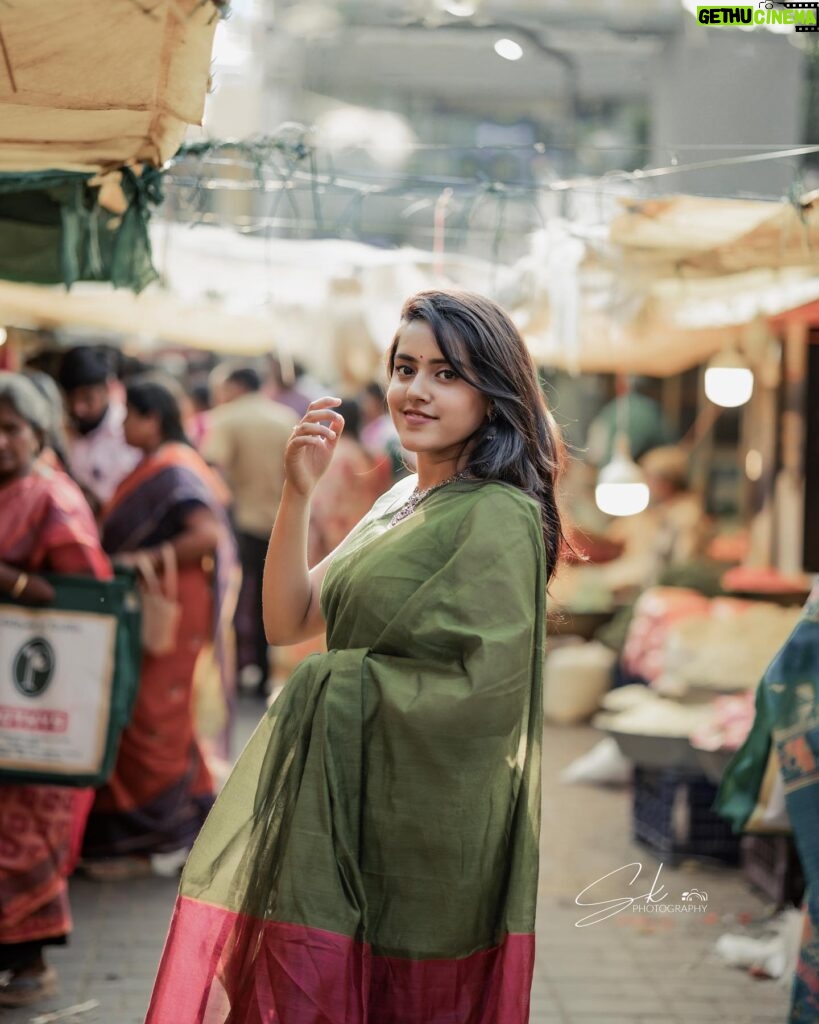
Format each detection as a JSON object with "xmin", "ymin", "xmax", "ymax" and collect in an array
[{"xmin": 13, "ymin": 638, "xmax": 56, "ymax": 698}]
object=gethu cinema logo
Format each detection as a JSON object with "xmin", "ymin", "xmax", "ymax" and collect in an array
[{"xmin": 697, "ymin": 3, "xmax": 818, "ymax": 25}]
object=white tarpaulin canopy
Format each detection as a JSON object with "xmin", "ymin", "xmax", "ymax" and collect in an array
[
  {"xmin": 0, "ymin": 193, "xmax": 817, "ymax": 377},
  {"xmin": 0, "ymin": 0, "xmax": 220, "ymax": 172},
  {"xmin": 608, "ymin": 191, "xmax": 819, "ymax": 276}
]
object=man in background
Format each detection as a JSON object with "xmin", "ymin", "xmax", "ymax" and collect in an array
[
  {"xmin": 57, "ymin": 346, "xmax": 141, "ymax": 511},
  {"xmin": 265, "ymin": 355, "xmax": 323, "ymax": 419},
  {"xmin": 202, "ymin": 366, "xmax": 297, "ymax": 696}
]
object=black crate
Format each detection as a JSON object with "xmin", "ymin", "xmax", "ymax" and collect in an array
[
  {"xmin": 741, "ymin": 834, "xmax": 805, "ymax": 908},
  {"xmin": 632, "ymin": 766, "xmax": 741, "ymax": 865}
]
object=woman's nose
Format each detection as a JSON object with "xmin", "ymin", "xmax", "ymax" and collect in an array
[{"xmin": 406, "ymin": 371, "xmax": 430, "ymax": 399}]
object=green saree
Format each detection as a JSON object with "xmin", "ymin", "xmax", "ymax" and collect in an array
[{"xmin": 146, "ymin": 476, "xmax": 546, "ymax": 1024}]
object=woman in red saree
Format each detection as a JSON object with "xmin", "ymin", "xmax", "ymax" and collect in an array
[
  {"xmin": 81, "ymin": 376, "xmax": 238, "ymax": 878},
  {"xmin": 0, "ymin": 372, "xmax": 111, "ymax": 1007}
]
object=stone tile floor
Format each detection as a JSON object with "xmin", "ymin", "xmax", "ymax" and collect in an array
[{"xmin": 1, "ymin": 709, "xmax": 792, "ymax": 1023}]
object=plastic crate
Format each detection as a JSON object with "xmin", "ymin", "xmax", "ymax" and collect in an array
[
  {"xmin": 740, "ymin": 834, "xmax": 805, "ymax": 908},
  {"xmin": 632, "ymin": 766, "xmax": 741, "ymax": 865}
]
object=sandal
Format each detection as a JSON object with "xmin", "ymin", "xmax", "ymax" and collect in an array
[{"xmin": 0, "ymin": 964, "xmax": 58, "ymax": 1007}]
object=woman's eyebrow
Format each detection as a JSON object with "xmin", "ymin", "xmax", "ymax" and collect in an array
[{"xmin": 394, "ymin": 352, "xmax": 450, "ymax": 365}]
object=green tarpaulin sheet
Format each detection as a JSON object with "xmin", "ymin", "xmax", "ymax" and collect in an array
[{"xmin": 0, "ymin": 166, "xmax": 163, "ymax": 292}]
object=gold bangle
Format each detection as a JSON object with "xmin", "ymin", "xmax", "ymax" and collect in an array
[{"xmin": 10, "ymin": 573, "xmax": 29, "ymax": 599}]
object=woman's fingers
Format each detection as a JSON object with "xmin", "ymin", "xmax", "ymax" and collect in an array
[
  {"xmin": 289, "ymin": 435, "xmax": 327, "ymax": 448},
  {"xmin": 303, "ymin": 398, "xmax": 344, "ymax": 423},
  {"xmin": 307, "ymin": 396, "xmax": 342, "ymax": 410},
  {"xmin": 293, "ymin": 421, "xmax": 336, "ymax": 440},
  {"xmin": 299, "ymin": 409, "xmax": 344, "ymax": 431}
]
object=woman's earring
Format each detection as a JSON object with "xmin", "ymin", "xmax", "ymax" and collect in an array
[{"xmin": 485, "ymin": 405, "xmax": 496, "ymax": 440}]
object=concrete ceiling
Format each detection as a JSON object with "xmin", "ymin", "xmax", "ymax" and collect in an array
[{"xmin": 271, "ymin": 0, "xmax": 682, "ymax": 112}]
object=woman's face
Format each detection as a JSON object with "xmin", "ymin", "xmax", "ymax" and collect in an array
[
  {"xmin": 123, "ymin": 404, "xmax": 159, "ymax": 451},
  {"xmin": 0, "ymin": 401, "xmax": 40, "ymax": 483},
  {"xmin": 386, "ymin": 320, "xmax": 489, "ymax": 460}
]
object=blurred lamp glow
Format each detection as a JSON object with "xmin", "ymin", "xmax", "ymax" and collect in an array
[
  {"xmin": 704, "ymin": 349, "xmax": 754, "ymax": 408},
  {"xmin": 0, "ymin": 328, "xmax": 6, "ymax": 347},
  {"xmin": 494, "ymin": 38, "xmax": 524, "ymax": 61},
  {"xmin": 745, "ymin": 449, "xmax": 763, "ymax": 482},
  {"xmin": 315, "ymin": 106, "xmax": 416, "ymax": 169},
  {"xmin": 439, "ymin": 0, "xmax": 477, "ymax": 15},
  {"xmin": 595, "ymin": 444, "xmax": 650, "ymax": 518}
]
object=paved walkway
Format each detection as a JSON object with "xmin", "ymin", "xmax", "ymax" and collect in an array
[{"xmin": 2, "ymin": 709, "xmax": 792, "ymax": 1023}]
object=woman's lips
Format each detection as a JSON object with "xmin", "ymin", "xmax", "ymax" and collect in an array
[{"xmin": 403, "ymin": 411, "xmax": 436, "ymax": 426}]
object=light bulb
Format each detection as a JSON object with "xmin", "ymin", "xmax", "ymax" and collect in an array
[
  {"xmin": 595, "ymin": 479, "xmax": 650, "ymax": 518},
  {"xmin": 0, "ymin": 328, "xmax": 7, "ymax": 347},
  {"xmin": 704, "ymin": 349, "xmax": 754, "ymax": 408},
  {"xmin": 595, "ymin": 444, "xmax": 650, "ymax": 518},
  {"xmin": 494, "ymin": 38, "xmax": 523, "ymax": 61}
]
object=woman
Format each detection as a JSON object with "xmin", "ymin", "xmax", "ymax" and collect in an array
[
  {"xmin": 0, "ymin": 373, "xmax": 111, "ymax": 1007},
  {"xmin": 25, "ymin": 370, "xmax": 72, "ymax": 473},
  {"xmin": 81, "ymin": 376, "xmax": 238, "ymax": 878},
  {"xmin": 146, "ymin": 290, "xmax": 565, "ymax": 1024},
  {"xmin": 716, "ymin": 580, "xmax": 819, "ymax": 1023}
]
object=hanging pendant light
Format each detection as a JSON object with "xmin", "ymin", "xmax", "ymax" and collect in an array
[
  {"xmin": 704, "ymin": 348, "xmax": 754, "ymax": 409},
  {"xmin": 595, "ymin": 433, "xmax": 650, "ymax": 518}
]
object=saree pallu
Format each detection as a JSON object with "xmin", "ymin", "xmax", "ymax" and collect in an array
[
  {"xmin": 716, "ymin": 580, "xmax": 819, "ymax": 1022},
  {"xmin": 83, "ymin": 445, "xmax": 238, "ymax": 860},
  {"xmin": 0, "ymin": 467, "xmax": 111, "ymax": 948},
  {"xmin": 0, "ymin": 466, "xmax": 110, "ymax": 578},
  {"xmin": 146, "ymin": 478, "xmax": 546, "ymax": 1024}
]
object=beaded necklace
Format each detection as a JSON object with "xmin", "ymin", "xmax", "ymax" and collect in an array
[{"xmin": 388, "ymin": 470, "xmax": 469, "ymax": 528}]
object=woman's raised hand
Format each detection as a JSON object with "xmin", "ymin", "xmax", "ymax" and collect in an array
[{"xmin": 284, "ymin": 397, "xmax": 345, "ymax": 498}]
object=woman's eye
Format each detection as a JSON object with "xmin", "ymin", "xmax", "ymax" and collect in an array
[
  {"xmin": 438, "ymin": 369, "xmax": 456, "ymax": 380},
  {"xmin": 395, "ymin": 365, "xmax": 413, "ymax": 377}
]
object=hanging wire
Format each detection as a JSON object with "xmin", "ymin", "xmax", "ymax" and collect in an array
[
  {"xmin": 160, "ymin": 133, "xmax": 819, "ymax": 256},
  {"xmin": 433, "ymin": 187, "xmax": 454, "ymax": 278},
  {"xmin": 167, "ymin": 138, "xmax": 819, "ymax": 201}
]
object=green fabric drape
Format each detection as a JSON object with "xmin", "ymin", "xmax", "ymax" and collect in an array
[
  {"xmin": 0, "ymin": 166, "xmax": 162, "ymax": 292},
  {"xmin": 145, "ymin": 476, "xmax": 546, "ymax": 1022},
  {"xmin": 183, "ymin": 477, "xmax": 546, "ymax": 955}
]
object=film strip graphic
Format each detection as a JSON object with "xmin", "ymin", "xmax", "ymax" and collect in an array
[{"xmin": 781, "ymin": 1, "xmax": 819, "ymax": 30}]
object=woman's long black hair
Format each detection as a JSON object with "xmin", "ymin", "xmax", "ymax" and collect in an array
[
  {"xmin": 387, "ymin": 289, "xmax": 566, "ymax": 582},
  {"xmin": 125, "ymin": 375, "xmax": 189, "ymax": 445}
]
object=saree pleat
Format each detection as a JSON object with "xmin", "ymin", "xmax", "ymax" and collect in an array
[{"xmin": 146, "ymin": 478, "xmax": 545, "ymax": 1024}]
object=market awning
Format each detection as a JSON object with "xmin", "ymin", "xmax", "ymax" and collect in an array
[
  {"xmin": 608, "ymin": 191, "xmax": 819, "ymax": 276},
  {"xmin": 0, "ymin": 0, "xmax": 222, "ymax": 173}
]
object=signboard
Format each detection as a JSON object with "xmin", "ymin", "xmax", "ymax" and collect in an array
[{"xmin": 0, "ymin": 606, "xmax": 117, "ymax": 776}]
